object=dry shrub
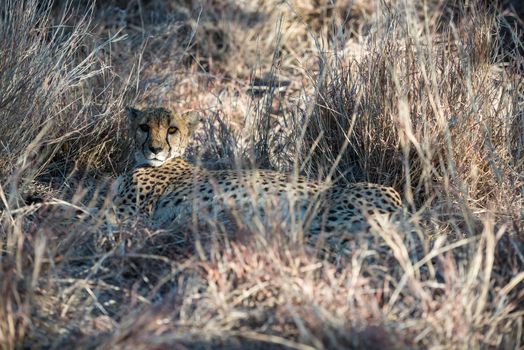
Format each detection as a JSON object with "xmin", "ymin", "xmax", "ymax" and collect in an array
[
  {"xmin": 300, "ymin": 2, "xmax": 523, "ymax": 210},
  {"xmin": 0, "ymin": 1, "xmax": 138, "ymax": 185},
  {"xmin": 0, "ymin": 0, "xmax": 130, "ymax": 347}
]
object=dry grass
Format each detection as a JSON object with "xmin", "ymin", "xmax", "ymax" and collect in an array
[{"xmin": 1, "ymin": 0, "xmax": 523, "ymax": 349}]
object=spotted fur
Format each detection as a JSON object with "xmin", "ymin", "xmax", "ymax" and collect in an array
[{"xmin": 111, "ymin": 107, "xmax": 403, "ymax": 235}]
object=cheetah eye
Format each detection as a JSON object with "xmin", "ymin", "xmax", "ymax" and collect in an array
[
  {"xmin": 139, "ymin": 124, "xmax": 149, "ymax": 132},
  {"xmin": 168, "ymin": 126, "xmax": 178, "ymax": 134}
]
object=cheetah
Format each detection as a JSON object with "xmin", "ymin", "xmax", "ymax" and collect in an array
[{"xmin": 110, "ymin": 107, "xmax": 403, "ymax": 237}]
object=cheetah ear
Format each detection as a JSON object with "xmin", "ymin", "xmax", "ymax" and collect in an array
[
  {"xmin": 125, "ymin": 106, "xmax": 141, "ymax": 120},
  {"xmin": 185, "ymin": 111, "xmax": 201, "ymax": 134}
]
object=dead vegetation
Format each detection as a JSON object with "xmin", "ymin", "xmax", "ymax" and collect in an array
[{"xmin": 0, "ymin": 0, "xmax": 523, "ymax": 349}]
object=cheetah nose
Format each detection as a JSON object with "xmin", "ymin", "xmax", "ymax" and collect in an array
[{"xmin": 149, "ymin": 145, "xmax": 163, "ymax": 154}]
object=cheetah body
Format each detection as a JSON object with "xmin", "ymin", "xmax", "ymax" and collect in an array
[{"xmin": 111, "ymin": 107, "xmax": 402, "ymax": 235}]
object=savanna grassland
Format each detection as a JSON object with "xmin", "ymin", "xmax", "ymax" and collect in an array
[{"xmin": 1, "ymin": 0, "xmax": 523, "ymax": 349}]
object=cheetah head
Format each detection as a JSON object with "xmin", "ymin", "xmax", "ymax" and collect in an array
[{"xmin": 126, "ymin": 107, "xmax": 200, "ymax": 167}]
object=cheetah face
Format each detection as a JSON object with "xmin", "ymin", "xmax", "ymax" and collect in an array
[{"xmin": 126, "ymin": 107, "xmax": 200, "ymax": 167}]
